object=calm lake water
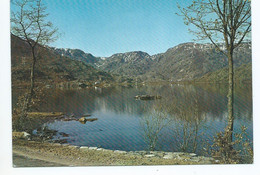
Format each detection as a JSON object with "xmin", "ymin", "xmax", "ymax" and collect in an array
[{"xmin": 34, "ymin": 83, "xmax": 253, "ymax": 155}]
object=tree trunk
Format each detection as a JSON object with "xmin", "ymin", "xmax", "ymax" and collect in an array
[
  {"xmin": 29, "ymin": 47, "xmax": 36, "ymax": 98},
  {"xmin": 226, "ymin": 49, "xmax": 234, "ymax": 143},
  {"xmin": 21, "ymin": 47, "xmax": 36, "ymax": 117}
]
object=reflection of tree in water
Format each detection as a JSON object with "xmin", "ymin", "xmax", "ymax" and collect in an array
[
  {"xmin": 140, "ymin": 85, "xmax": 223, "ymax": 153},
  {"xmin": 140, "ymin": 84, "xmax": 252, "ymax": 153},
  {"xmin": 195, "ymin": 83, "xmax": 252, "ymax": 121},
  {"xmin": 165, "ymin": 90, "xmax": 208, "ymax": 153},
  {"xmin": 140, "ymin": 106, "xmax": 170, "ymax": 151}
]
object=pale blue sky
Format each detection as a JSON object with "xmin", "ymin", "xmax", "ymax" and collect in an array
[{"xmin": 13, "ymin": 0, "xmax": 195, "ymax": 57}]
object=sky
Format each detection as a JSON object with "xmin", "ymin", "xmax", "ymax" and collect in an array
[{"xmin": 19, "ymin": 0, "xmax": 195, "ymax": 57}]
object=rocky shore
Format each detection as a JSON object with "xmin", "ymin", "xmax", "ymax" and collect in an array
[{"xmin": 13, "ymin": 139, "xmax": 218, "ymax": 167}]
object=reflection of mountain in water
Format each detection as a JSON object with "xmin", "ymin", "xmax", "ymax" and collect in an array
[{"xmin": 40, "ymin": 84, "xmax": 252, "ymax": 123}]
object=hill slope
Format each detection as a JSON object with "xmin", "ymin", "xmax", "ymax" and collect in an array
[
  {"xmin": 51, "ymin": 48, "xmax": 102, "ymax": 66},
  {"xmin": 195, "ymin": 63, "xmax": 252, "ymax": 83},
  {"xmin": 11, "ymin": 34, "xmax": 113, "ymax": 87},
  {"xmin": 145, "ymin": 43, "xmax": 251, "ymax": 81}
]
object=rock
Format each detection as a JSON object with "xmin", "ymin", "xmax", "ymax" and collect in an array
[
  {"xmin": 78, "ymin": 117, "xmax": 98, "ymax": 123},
  {"xmin": 12, "ymin": 132, "xmax": 31, "ymax": 140},
  {"xmin": 79, "ymin": 121, "xmax": 86, "ymax": 124},
  {"xmin": 189, "ymin": 153, "xmax": 197, "ymax": 157},
  {"xmin": 149, "ymin": 151, "xmax": 157, "ymax": 154},
  {"xmin": 173, "ymin": 152, "xmax": 185, "ymax": 156},
  {"xmin": 68, "ymin": 145, "xmax": 79, "ymax": 149},
  {"xmin": 114, "ymin": 150, "xmax": 127, "ymax": 154},
  {"xmin": 88, "ymin": 147, "xmax": 98, "ymax": 150},
  {"xmin": 102, "ymin": 149, "xmax": 114, "ymax": 153},
  {"xmin": 134, "ymin": 95, "xmax": 162, "ymax": 100},
  {"xmin": 79, "ymin": 146, "xmax": 89, "ymax": 151},
  {"xmin": 215, "ymin": 160, "xmax": 220, "ymax": 163},
  {"xmin": 23, "ymin": 132, "xmax": 31, "ymax": 139},
  {"xmin": 78, "ymin": 117, "xmax": 87, "ymax": 122},
  {"xmin": 144, "ymin": 154, "xmax": 155, "ymax": 158},
  {"xmin": 147, "ymin": 151, "xmax": 163, "ymax": 157},
  {"xmin": 163, "ymin": 153, "xmax": 174, "ymax": 159},
  {"xmin": 96, "ymin": 148, "xmax": 104, "ymax": 151},
  {"xmin": 78, "ymin": 117, "xmax": 87, "ymax": 124}
]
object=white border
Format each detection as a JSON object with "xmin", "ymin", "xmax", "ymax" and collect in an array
[{"xmin": 1, "ymin": 0, "xmax": 259, "ymax": 175}]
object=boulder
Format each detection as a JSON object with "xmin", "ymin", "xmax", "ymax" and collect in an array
[
  {"xmin": 78, "ymin": 117, "xmax": 87, "ymax": 122},
  {"xmin": 114, "ymin": 150, "xmax": 127, "ymax": 154},
  {"xmin": 89, "ymin": 147, "xmax": 98, "ymax": 150},
  {"xmin": 12, "ymin": 132, "xmax": 30, "ymax": 140},
  {"xmin": 144, "ymin": 154, "xmax": 155, "ymax": 158},
  {"xmin": 79, "ymin": 146, "xmax": 89, "ymax": 151}
]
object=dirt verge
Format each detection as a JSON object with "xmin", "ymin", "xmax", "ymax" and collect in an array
[{"xmin": 13, "ymin": 139, "xmax": 217, "ymax": 167}]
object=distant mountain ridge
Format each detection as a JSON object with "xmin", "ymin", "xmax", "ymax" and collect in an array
[
  {"xmin": 51, "ymin": 48, "xmax": 102, "ymax": 65},
  {"xmin": 53, "ymin": 42, "xmax": 251, "ymax": 82},
  {"xmin": 13, "ymin": 32, "xmax": 251, "ymax": 84},
  {"xmin": 99, "ymin": 51, "xmax": 153, "ymax": 76}
]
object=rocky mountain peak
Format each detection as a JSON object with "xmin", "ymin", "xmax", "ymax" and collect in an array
[{"xmin": 108, "ymin": 51, "xmax": 151, "ymax": 63}]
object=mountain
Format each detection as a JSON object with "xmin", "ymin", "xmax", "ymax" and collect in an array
[
  {"xmin": 195, "ymin": 63, "xmax": 252, "ymax": 83},
  {"xmin": 46, "ymin": 41, "xmax": 251, "ymax": 82},
  {"xmin": 11, "ymin": 34, "xmax": 113, "ymax": 87},
  {"xmin": 145, "ymin": 42, "xmax": 251, "ymax": 81},
  {"xmin": 93, "ymin": 42, "xmax": 250, "ymax": 81},
  {"xmin": 16, "ymin": 35, "xmax": 250, "ymax": 84},
  {"xmin": 51, "ymin": 48, "xmax": 102, "ymax": 66},
  {"xmin": 99, "ymin": 51, "xmax": 153, "ymax": 76}
]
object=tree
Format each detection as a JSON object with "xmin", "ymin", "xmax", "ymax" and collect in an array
[
  {"xmin": 11, "ymin": 0, "xmax": 58, "ymax": 117},
  {"xmin": 178, "ymin": 0, "xmax": 251, "ymax": 144}
]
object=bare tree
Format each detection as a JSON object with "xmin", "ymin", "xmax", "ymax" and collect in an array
[
  {"xmin": 178, "ymin": 0, "xmax": 251, "ymax": 144},
  {"xmin": 11, "ymin": 0, "xmax": 58, "ymax": 117}
]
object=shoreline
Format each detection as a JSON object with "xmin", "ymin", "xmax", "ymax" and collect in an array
[{"xmin": 13, "ymin": 139, "xmax": 218, "ymax": 167}]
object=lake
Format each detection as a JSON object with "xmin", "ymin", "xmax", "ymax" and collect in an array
[{"xmin": 32, "ymin": 83, "xmax": 253, "ymax": 155}]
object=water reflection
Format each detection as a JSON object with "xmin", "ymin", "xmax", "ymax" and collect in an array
[
  {"xmin": 34, "ymin": 83, "xmax": 252, "ymax": 153},
  {"xmin": 140, "ymin": 107, "xmax": 170, "ymax": 151}
]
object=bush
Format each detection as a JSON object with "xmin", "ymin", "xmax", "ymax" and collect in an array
[{"xmin": 210, "ymin": 126, "xmax": 253, "ymax": 164}]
